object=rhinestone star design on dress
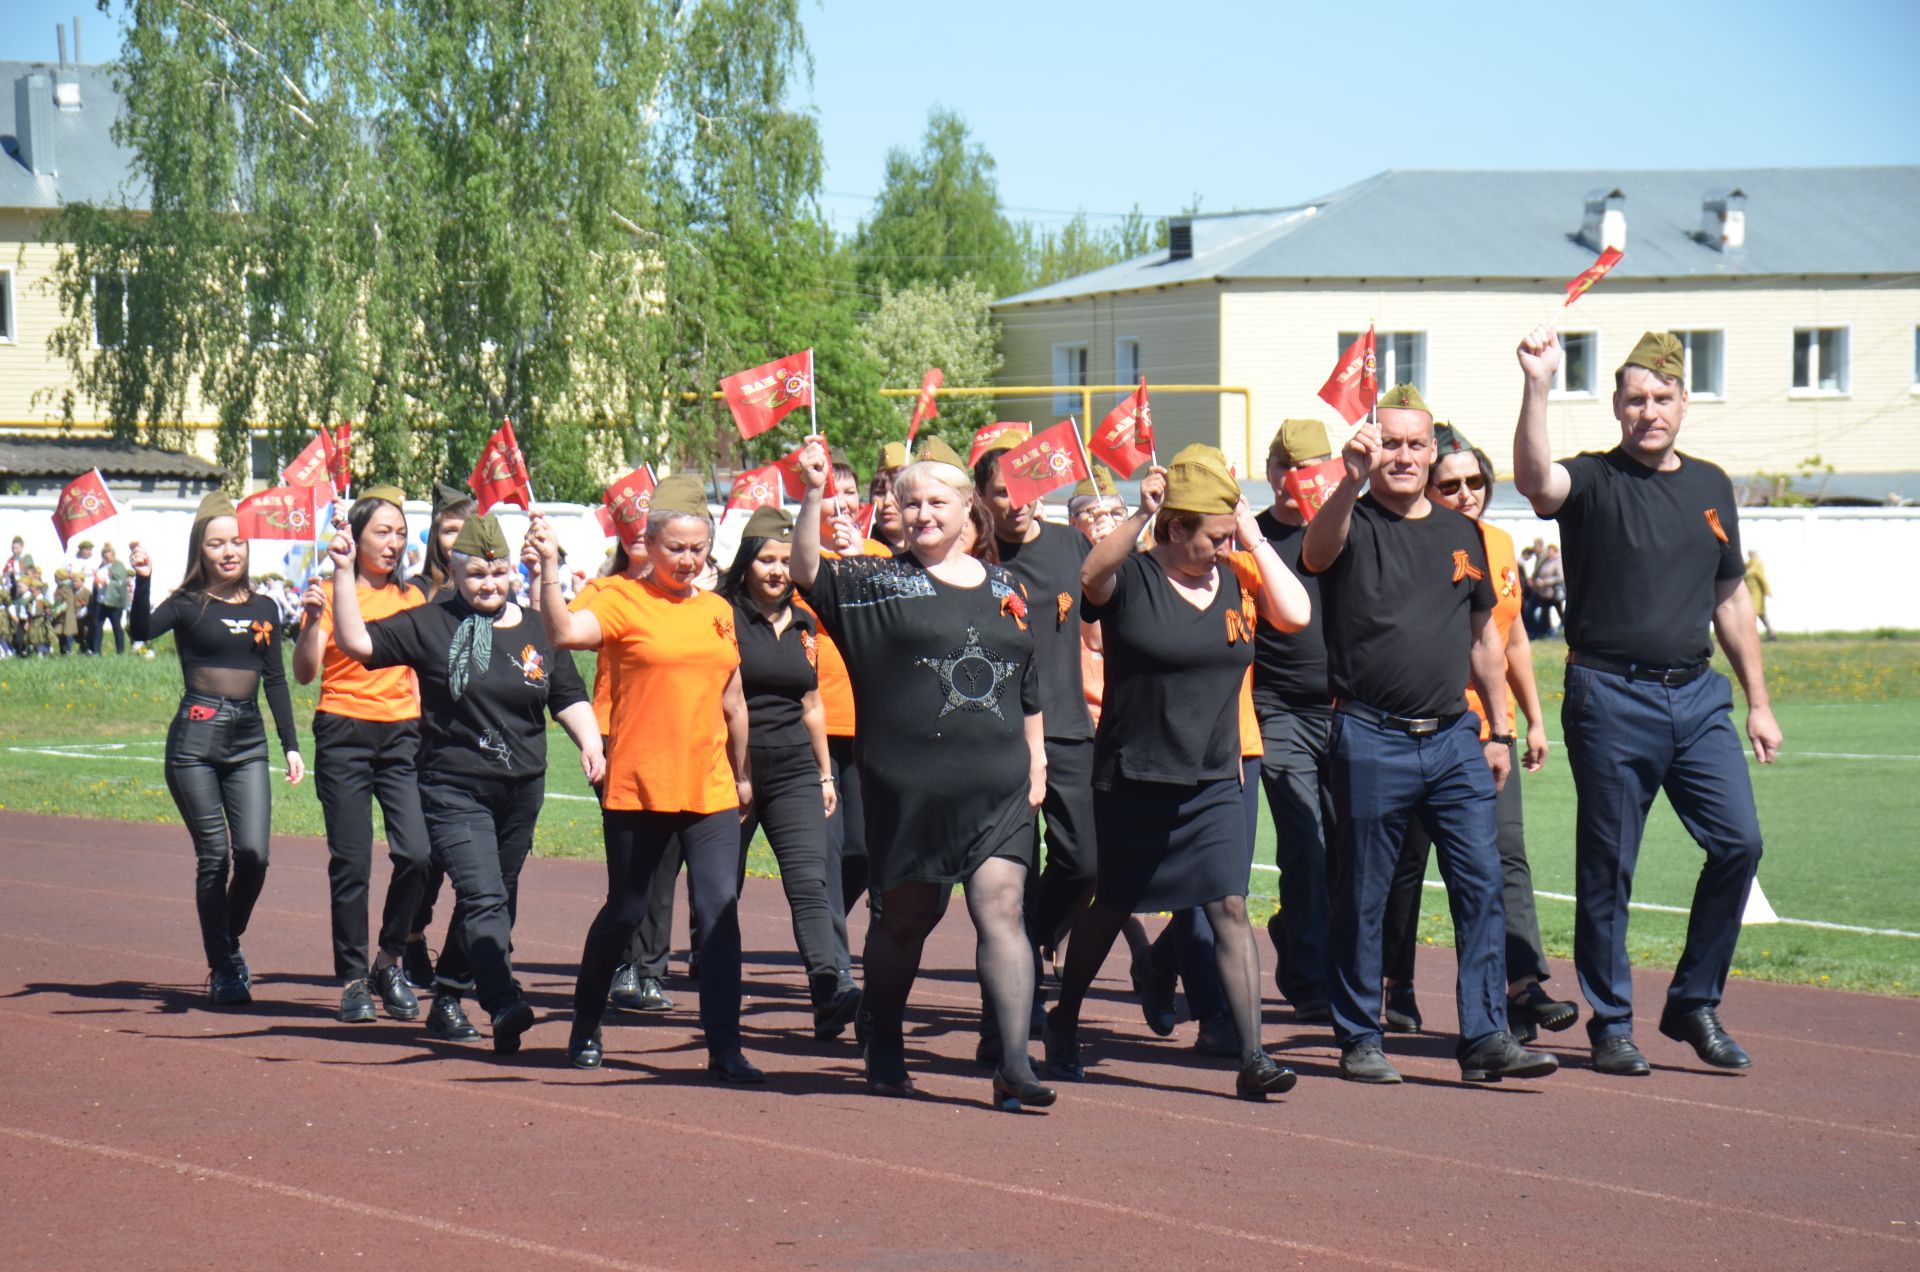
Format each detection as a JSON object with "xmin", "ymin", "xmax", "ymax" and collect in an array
[{"xmin": 915, "ymin": 626, "xmax": 1019, "ymax": 719}]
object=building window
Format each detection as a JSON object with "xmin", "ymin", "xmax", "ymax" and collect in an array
[
  {"xmin": 1792, "ymin": 327, "xmax": 1849, "ymax": 395},
  {"xmin": 1340, "ymin": 331, "xmax": 1425, "ymax": 392},
  {"xmin": 1553, "ymin": 332, "xmax": 1597, "ymax": 397},
  {"xmin": 94, "ymin": 273, "xmax": 128, "ymax": 348},
  {"xmin": 1052, "ymin": 342, "xmax": 1088, "ymax": 415},
  {"xmin": 1671, "ymin": 330, "xmax": 1725, "ymax": 398},
  {"xmin": 1912, "ymin": 326, "xmax": 1919, "ymax": 391},
  {"xmin": 1114, "ymin": 338, "xmax": 1141, "ymax": 390},
  {"xmin": 0, "ymin": 269, "xmax": 14, "ymax": 343}
]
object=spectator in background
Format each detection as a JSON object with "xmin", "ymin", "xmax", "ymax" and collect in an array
[
  {"xmin": 54, "ymin": 568, "xmax": 83, "ymax": 655},
  {"xmin": 91, "ymin": 544, "xmax": 134, "ymax": 655},
  {"xmin": 1531, "ymin": 544, "xmax": 1565, "ymax": 638},
  {"xmin": 1745, "ymin": 552, "xmax": 1774, "ymax": 641},
  {"xmin": 66, "ymin": 541, "xmax": 95, "ymax": 651}
]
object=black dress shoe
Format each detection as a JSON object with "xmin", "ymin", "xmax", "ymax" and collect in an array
[
  {"xmin": 230, "ymin": 946, "xmax": 252, "ymax": 988},
  {"xmin": 568, "ymin": 1028, "xmax": 603, "ymax": 1070},
  {"xmin": 1460, "ymin": 1031, "xmax": 1559, "ymax": 1082},
  {"xmin": 707, "ymin": 1051, "xmax": 766, "ymax": 1084},
  {"xmin": 1509, "ymin": 982, "xmax": 1579, "ymax": 1033},
  {"xmin": 370, "ymin": 965, "xmax": 421, "ymax": 1021},
  {"xmin": 1591, "ymin": 1035, "xmax": 1651, "ymax": 1076},
  {"xmin": 813, "ymin": 985, "xmax": 862, "ymax": 1041},
  {"xmin": 608, "ymin": 963, "xmax": 643, "ymax": 1008},
  {"xmin": 209, "ymin": 961, "xmax": 252, "ymax": 1007},
  {"xmin": 1340, "ymin": 1043, "xmax": 1402, "ymax": 1084},
  {"xmin": 1382, "ymin": 984, "xmax": 1421, "ymax": 1033},
  {"xmin": 489, "ymin": 999, "xmax": 536, "ymax": 1054},
  {"xmin": 339, "ymin": 979, "xmax": 377, "ymax": 1023},
  {"xmin": 1659, "ymin": 1005, "xmax": 1751, "ymax": 1069},
  {"xmin": 1041, "ymin": 1007, "xmax": 1084, "ymax": 1081},
  {"xmin": 1193, "ymin": 1011, "xmax": 1241, "ymax": 1058},
  {"xmin": 426, "ymin": 994, "xmax": 481, "ymax": 1042},
  {"xmin": 1236, "ymin": 1053, "xmax": 1299, "ymax": 1099},
  {"xmin": 402, "ymin": 938, "xmax": 436, "ymax": 991},
  {"xmin": 1139, "ymin": 961, "xmax": 1177, "ymax": 1038},
  {"xmin": 991, "ymin": 1071, "xmax": 1057, "ymax": 1112}
]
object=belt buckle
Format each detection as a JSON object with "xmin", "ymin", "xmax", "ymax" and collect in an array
[
  {"xmin": 1406, "ymin": 717, "xmax": 1439, "ymax": 736},
  {"xmin": 1660, "ymin": 667, "xmax": 1689, "ymax": 687}
]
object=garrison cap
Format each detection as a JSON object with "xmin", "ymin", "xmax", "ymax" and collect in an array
[
  {"xmin": 431, "ymin": 483, "xmax": 470, "ymax": 516},
  {"xmin": 649, "ymin": 475, "xmax": 711, "ymax": 519},
  {"xmin": 877, "ymin": 442, "xmax": 909, "ymax": 473},
  {"xmin": 1375, "ymin": 384, "xmax": 1433, "ymax": 418},
  {"xmin": 360, "ymin": 485, "xmax": 407, "ymax": 508},
  {"xmin": 449, "ymin": 513, "xmax": 509, "ymax": 560},
  {"xmin": 741, "ymin": 505, "xmax": 794, "ymax": 543},
  {"xmin": 1162, "ymin": 444, "xmax": 1242, "ymax": 516},
  {"xmin": 1432, "ymin": 423, "xmax": 1473, "ymax": 457},
  {"xmin": 914, "ymin": 436, "xmax": 967, "ymax": 471},
  {"xmin": 1268, "ymin": 418, "xmax": 1333, "ymax": 466},
  {"xmin": 1621, "ymin": 331, "xmax": 1686, "ymax": 382},
  {"xmin": 193, "ymin": 491, "xmax": 236, "ymax": 527},
  {"xmin": 1071, "ymin": 466, "xmax": 1118, "ymax": 500}
]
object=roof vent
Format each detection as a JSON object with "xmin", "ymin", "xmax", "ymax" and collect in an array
[
  {"xmin": 1167, "ymin": 217, "xmax": 1193, "ymax": 261},
  {"xmin": 13, "ymin": 73, "xmax": 57, "ymax": 176},
  {"xmin": 1578, "ymin": 187, "xmax": 1626, "ymax": 253},
  {"xmin": 52, "ymin": 22, "xmax": 81, "ymax": 110},
  {"xmin": 1699, "ymin": 188, "xmax": 1746, "ymax": 253}
]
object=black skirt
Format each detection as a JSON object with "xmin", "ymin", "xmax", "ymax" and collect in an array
[{"xmin": 1093, "ymin": 776, "xmax": 1249, "ymax": 913}]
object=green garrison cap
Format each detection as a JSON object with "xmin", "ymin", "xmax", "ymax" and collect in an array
[
  {"xmin": 1621, "ymin": 331, "xmax": 1685, "ymax": 382},
  {"xmin": 1432, "ymin": 423, "xmax": 1473, "ymax": 456},
  {"xmin": 193, "ymin": 490, "xmax": 237, "ymax": 526},
  {"xmin": 431, "ymin": 483, "xmax": 470, "ymax": 516},
  {"xmin": 1375, "ymin": 384, "xmax": 1433, "ymax": 418},
  {"xmin": 1269, "ymin": 418, "xmax": 1333, "ymax": 466},
  {"xmin": 877, "ymin": 442, "xmax": 909, "ymax": 473},
  {"xmin": 1162, "ymin": 444, "xmax": 1242, "ymax": 516},
  {"xmin": 449, "ymin": 513, "xmax": 509, "ymax": 560},
  {"xmin": 914, "ymin": 436, "xmax": 966, "ymax": 471},
  {"xmin": 360, "ymin": 485, "xmax": 407, "ymax": 508},
  {"xmin": 1071, "ymin": 465, "xmax": 1118, "ymax": 499},
  {"xmin": 648, "ymin": 475, "xmax": 710, "ymax": 519},
  {"xmin": 741, "ymin": 505, "xmax": 794, "ymax": 543}
]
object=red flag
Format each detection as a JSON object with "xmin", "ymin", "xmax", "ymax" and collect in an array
[
  {"xmin": 1282, "ymin": 457, "xmax": 1345, "ymax": 522},
  {"xmin": 51, "ymin": 469, "xmax": 120, "ymax": 549},
  {"xmin": 468, "ymin": 419, "xmax": 532, "ymax": 514},
  {"xmin": 906, "ymin": 368, "xmax": 942, "ymax": 443},
  {"xmin": 236, "ymin": 484, "xmax": 325, "ymax": 541},
  {"xmin": 967, "ymin": 422, "xmax": 1031, "ymax": 467},
  {"xmin": 854, "ymin": 503, "xmax": 876, "ymax": 540},
  {"xmin": 774, "ymin": 439, "xmax": 831, "ymax": 500},
  {"xmin": 1318, "ymin": 327, "xmax": 1378, "ymax": 426},
  {"xmin": 323, "ymin": 423, "xmax": 353, "ymax": 497},
  {"xmin": 720, "ymin": 350, "xmax": 813, "ymax": 440},
  {"xmin": 601, "ymin": 464, "xmax": 658, "ymax": 549},
  {"xmin": 1090, "ymin": 380, "xmax": 1154, "ymax": 477},
  {"xmin": 726, "ymin": 464, "xmax": 784, "ymax": 513},
  {"xmin": 999, "ymin": 419, "xmax": 1093, "ymax": 507},
  {"xmin": 282, "ymin": 434, "xmax": 331, "ymax": 490},
  {"xmin": 1564, "ymin": 246, "xmax": 1624, "ymax": 306}
]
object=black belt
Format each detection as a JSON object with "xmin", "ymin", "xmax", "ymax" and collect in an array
[
  {"xmin": 1568, "ymin": 653, "xmax": 1709, "ymax": 687},
  {"xmin": 1335, "ymin": 700, "xmax": 1461, "ymax": 738}
]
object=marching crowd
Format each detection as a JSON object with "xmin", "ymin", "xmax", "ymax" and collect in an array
[{"xmin": 115, "ymin": 324, "xmax": 1778, "ymax": 1111}]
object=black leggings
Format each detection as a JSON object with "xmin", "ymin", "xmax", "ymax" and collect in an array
[
  {"xmin": 740, "ymin": 743, "xmax": 850, "ymax": 1006},
  {"xmin": 574, "ymin": 808, "xmax": 743, "ymax": 1053},
  {"xmin": 163, "ymin": 695, "xmax": 272, "ymax": 970},
  {"xmin": 312, "ymin": 713, "xmax": 433, "ymax": 982}
]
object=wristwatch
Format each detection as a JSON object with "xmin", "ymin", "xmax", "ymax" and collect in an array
[{"xmin": 1487, "ymin": 732, "xmax": 1518, "ymax": 746}]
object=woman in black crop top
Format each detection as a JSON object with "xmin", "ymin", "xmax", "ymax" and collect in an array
[{"xmin": 130, "ymin": 491, "xmax": 304, "ymax": 1006}]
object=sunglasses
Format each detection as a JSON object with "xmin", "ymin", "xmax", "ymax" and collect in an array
[{"xmin": 1432, "ymin": 474, "xmax": 1487, "ymax": 496}]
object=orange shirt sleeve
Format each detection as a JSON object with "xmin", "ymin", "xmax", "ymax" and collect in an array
[
  {"xmin": 316, "ymin": 583, "xmax": 422, "ymax": 722},
  {"xmin": 1464, "ymin": 524, "xmax": 1522, "ymax": 739}
]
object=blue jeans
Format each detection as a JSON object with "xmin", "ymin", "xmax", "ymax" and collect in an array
[
  {"xmin": 1562, "ymin": 663, "xmax": 1763, "ymax": 1041},
  {"xmin": 1326, "ymin": 710, "xmax": 1507, "ymax": 1056}
]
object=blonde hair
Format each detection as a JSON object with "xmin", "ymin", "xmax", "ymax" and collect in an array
[{"xmin": 893, "ymin": 460, "xmax": 973, "ymax": 504}]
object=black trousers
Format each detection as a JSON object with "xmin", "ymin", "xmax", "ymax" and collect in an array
[
  {"xmin": 1382, "ymin": 741, "xmax": 1550, "ymax": 988},
  {"xmin": 312, "ymin": 712, "xmax": 434, "ymax": 982},
  {"xmin": 1031, "ymin": 735, "xmax": 1098, "ymax": 946},
  {"xmin": 89, "ymin": 605, "xmax": 126, "ymax": 654},
  {"xmin": 576, "ymin": 808, "xmax": 743, "ymax": 1052},
  {"xmin": 1258, "ymin": 701, "xmax": 1335, "ymax": 1010},
  {"xmin": 420, "ymin": 773, "xmax": 543, "ymax": 1013},
  {"xmin": 740, "ymin": 742, "xmax": 850, "ymax": 1005},
  {"xmin": 826, "ymin": 735, "xmax": 870, "ymax": 915},
  {"xmin": 163, "ymin": 694, "xmax": 272, "ymax": 970}
]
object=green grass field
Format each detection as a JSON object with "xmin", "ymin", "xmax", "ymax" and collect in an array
[{"xmin": 3, "ymin": 635, "xmax": 1916, "ymax": 996}]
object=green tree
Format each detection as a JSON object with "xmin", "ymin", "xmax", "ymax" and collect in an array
[
  {"xmin": 1016, "ymin": 206, "xmax": 1168, "ymax": 290},
  {"xmin": 857, "ymin": 277, "xmax": 1002, "ymax": 442},
  {"xmin": 853, "ymin": 107, "xmax": 1024, "ymax": 299}
]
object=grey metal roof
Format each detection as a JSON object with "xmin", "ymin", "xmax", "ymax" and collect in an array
[
  {"xmin": 0, "ymin": 61, "xmax": 145, "ymax": 211},
  {"xmin": 0, "ymin": 435, "xmax": 225, "ymax": 480},
  {"xmin": 997, "ymin": 167, "xmax": 1920, "ymax": 305}
]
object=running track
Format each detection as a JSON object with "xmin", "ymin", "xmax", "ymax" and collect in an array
[{"xmin": 1, "ymin": 812, "xmax": 1914, "ymax": 1271}]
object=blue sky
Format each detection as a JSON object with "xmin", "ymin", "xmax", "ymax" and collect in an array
[{"xmin": 10, "ymin": 1, "xmax": 1918, "ymax": 232}]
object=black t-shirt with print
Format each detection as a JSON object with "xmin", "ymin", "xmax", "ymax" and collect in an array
[
  {"xmin": 1307, "ymin": 495, "xmax": 1494, "ymax": 719},
  {"xmin": 1082, "ymin": 551, "xmax": 1258, "ymax": 788},
  {"xmin": 1251, "ymin": 508, "xmax": 1328, "ymax": 710},
  {"xmin": 730, "ymin": 593, "xmax": 818, "ymax": 749},
  {"xmin": 1555, "ymin": 448, "xmax": 1744, "ymax": 667},
  {"xmin": 363, "ymin": 597, "xmax": 587, "ymax": 780},
  {"xmin": 994, "ymin": 520, "xmax": 1092, "ymax": 740},
  {"xmin": 132, "ymin": 575, "xmax": 299, "ymax": 754}
]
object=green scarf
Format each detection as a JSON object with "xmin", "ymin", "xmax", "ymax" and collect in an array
[{"xmin": 447, "ymin": 600, "xmax": 501, "ymax": 701}]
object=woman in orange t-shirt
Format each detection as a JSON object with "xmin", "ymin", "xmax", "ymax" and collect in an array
[
  {"xmin": 1379, "ymin": 433, "xmax": 1577, "ymax": 1043},
  {"xmin": 530, "ymin": 479, "xmax": 757, "ymax": 1081},
  {"xmin": 293, "ymin": 487, "xmax": 432, "ymax": 1027}
]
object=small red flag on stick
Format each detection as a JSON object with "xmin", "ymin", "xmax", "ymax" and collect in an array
[
  {"xmin": 906, "ymin": 368, "xmax": 942, "ymax": 444},
  {"xmin": 468, "ymin": 419, "xmax": 532, "ymax": 514},
  {"xmin": 1564, "ymin": 246, "xmax": 1624, "ymax": 306},
  {"xmin": 999, "ymin": 419, "xmax": 1093, "ymax": 507},
  {"xmin": 1090, "ymin": 380, "xmax": 1154, "ymax": 477},
  {"xmin": 1318, "ymin": 326, "xmax": 1378, "ymax": 426},
  {"xmin": 236, "ymin": 484, "xmax": 326, "ymax": 541},
  {"xmin": 726, "ymin": 464, "xmax": 784, "ymax": 513},
  {"xmin": 51, "ymin": 469, "xmax": 121, "ymax": 548},
  {"xmin": 1282, "ymin": 458, "xmax": 1345, "ymax": 522},
  {"xmin": 774, "ymin": 439, "xmax": 832, "ymax": 500},
  {"xmin": 322, "ymin": 423, "xmax": 353, "ymax": 497},
  {"xmin": 282, "ymin": 433, "xmax": 331, "ymax": 490},
  {"xmin": 720, "ymin": 351, "xmax": 814, "ymax": 440},
  {"xmin": 600, "ymin": 464, "xmax": 658, "ymax": 549}
]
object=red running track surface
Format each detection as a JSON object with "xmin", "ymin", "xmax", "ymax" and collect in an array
[{"xmin": 0, "ymin": 812, "xmax": 1915, "ymax": 1270}]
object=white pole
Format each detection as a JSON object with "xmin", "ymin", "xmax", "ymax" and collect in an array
[{"xmin": 807, "ymin": 347, "xmax": 817, "ymax": 437}]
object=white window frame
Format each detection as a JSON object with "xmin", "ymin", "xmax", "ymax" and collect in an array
[
  {"xmin": 0, "ymin": 267, "xmax": 15, "ymax": 344},
  {"xmin": 1114, "ymin": 337, "xmax": 1141, "ymax": 390},
  {"xmin": 1790, "ymin": 324, "xmax": 1851, "ymax": 398},
  {"xmin": 1551, "ymin": 330, "xmax": 1599, "ymax": 399},
  {"xmin": 1670, "ymin": 329, "xmax": 1726, "ymax": 400},
  {"xmin": 1340, "ymin": 330, "xmax": 1427, "ymax": 393},
  {"xmin": 1052, "ymin": 341, "xmax": 1088, "ymax": 415}
]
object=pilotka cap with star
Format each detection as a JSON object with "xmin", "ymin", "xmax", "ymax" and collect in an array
[
  {"xmin": 1268, "ymin": 418, "xmax": 1332, "ymax": 467},
  {"xmin": 1621, "ymin": 331, "xmax": 1686, "ymax": 382},
  {"xmin": 193, "ymin": 490, "xmax": 237, "ymax": 527},
  {"xmin": 450, "ymin": 513, "xmax": 510, "ymax": 560},
  {"xmin": 1432, "ymin": 423, "xmax": 1474, "ymax": 457},
  {"xmin": 1375, "ymin": 384, "xmax": 1434, "ymax": 418},
  {"xmin": 648, "ymin": 475, "xmax": 710, "ymax": 519},
  {"xmin": 741, "ymin": 505, "xmax": 794, "ymax": 543},
  {"xmin": 360, "ymin": 484, "xmax": 407, "ymax": 508}
]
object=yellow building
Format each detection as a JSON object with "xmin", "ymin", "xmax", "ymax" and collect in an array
[{"xmin": 995, "ymin": 169, "xmax": 1920, "ymax": 497}]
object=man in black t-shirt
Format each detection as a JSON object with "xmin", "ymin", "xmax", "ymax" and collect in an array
[
  {"xmin": 1302, "ymin": 384, "xmax": 1556, "ymax": 1086},
  {"xmin": 1515, "ymin": 328, "xmax": 1778, "ymax": 1077},
  {"xmin": 1253, "ymin": 419, "xmax": 1339, "ymax": 1023}
]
